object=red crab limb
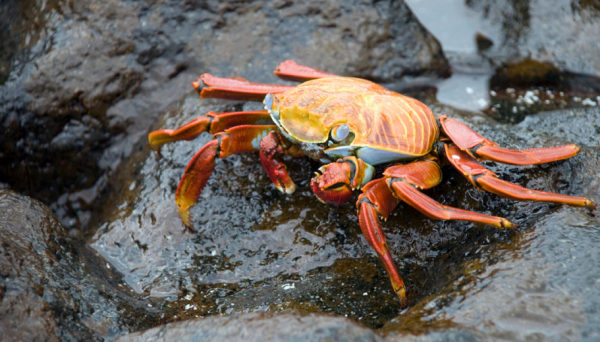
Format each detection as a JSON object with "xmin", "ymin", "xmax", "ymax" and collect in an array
[
  {"xmin": 311, "ymin": 157, "xmax": 373, "ymax": 206},
  {"xmin": 439, "ymin": 115, "xmax": 579, "ymax": 165},
  {"xmin": 259, "ymin": 131, "xmax": 297, "ymax": 194},
  {"xmin": 473, "ymin": 145, "xmax": 579, "ymax": 165},
  {"xmin": 148, "ymin": 111, "xmax": 272, "ymax": 150},
  {"xmin": 445, "ymin": 144, "xmax": 596, "ymax": 208},
  {"xmin": 273, "ymin": 60, "xmax": 338, "ymax": 82},
  {"xmin": 192, "ymin": 74, "xmax": 294, "ymax": 102},
  {"xmin": 384, "ymin": 159, "xmax": 517, "ymax": 229},
  {"xmin": 176, "ymin": 125, "xmax": 277, "ymax": 226},
  {"xmin": 357, "ymin": 179, "xmax": 406, "ymax": 308}
]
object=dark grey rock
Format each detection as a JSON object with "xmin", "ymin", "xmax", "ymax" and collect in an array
[
  {"xmin": 466, "ymin": 0, "xmax": 600, "ymax": 77},
  {"xmin": 114, "ymin": 313, "xmax": 384, "ymax": 342},
  {"xmin": 0, "ymin": 190, "xmax": 157, "ymax": 341}
]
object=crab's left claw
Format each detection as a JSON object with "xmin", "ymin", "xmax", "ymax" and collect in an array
[{"xmin": 310, "ymin": 157, "xmax": 374, "ymax": 206}]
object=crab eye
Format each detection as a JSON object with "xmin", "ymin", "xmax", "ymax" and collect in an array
[
  {"xmin": 264, "ymin": 93, "xmax": 273, "ymax": 110},
  {"xmin": 331, "ymin": 124, "xmax": 350, "ymax": 142}
]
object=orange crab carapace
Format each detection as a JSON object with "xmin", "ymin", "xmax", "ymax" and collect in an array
[{"xmin": 148, "ymin": 60, "xmax": 596, "ymax": 308}]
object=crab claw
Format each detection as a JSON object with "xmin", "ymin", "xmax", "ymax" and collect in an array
[
  {"xmin": 310, "ymin": 162, "xmax": 356, "ymax": 206},
  {"xmin": 259, "ymin": 131, "xmax": 296, "ymax": 194},
  {"xmin": 310, "ymin": 157, "xmax": 375, "ymax": 206},
  {"xmin": 311, "ymin": 173, "xmax": 354, "ymax": 206},
  {"xmin": 262, "ymin": 155, "xmax": 296, "ymax": 194}
]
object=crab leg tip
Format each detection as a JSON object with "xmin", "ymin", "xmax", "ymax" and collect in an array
[
  {"xmin": 287, "ymin": 183, "xmax": 296, "ymax": 194},
  {"xmin": 178, "ymin": 207, "xmax": 192, "ymax": 228},
  {"xmin": 276, "ymin": 183, "xmax": 296, "ymax": 195},
  {"xmin": 148, "ymin": 134, "xmax": 163, "ymax": 151},
  {"xmin": 398, "ymin": 292, "xmax": 408, "ymax": 309},
  {"xmin": 586, "ymin": 200, "xmax": 597, "ymax": 210}
]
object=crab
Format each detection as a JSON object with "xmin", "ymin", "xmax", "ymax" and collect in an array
[{"xmin": 148, "ymin": 60, "xmax": 596, "ymax": 308}]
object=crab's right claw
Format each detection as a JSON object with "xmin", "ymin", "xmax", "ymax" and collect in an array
[{"xmin": 259, "ymin": 131, "xmax": 296, "ymax": 194}]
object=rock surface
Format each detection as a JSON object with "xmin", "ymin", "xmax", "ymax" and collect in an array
[
  {"xmin": 114, "ymin": 313, "xmax": 384, "ymax": 342},
  {"xmin": 0, "ymin": 190, "xmax": 156, "ymax": 341},
  {"xmin": 467, "ymin": 0, "xmax": 600, "ymax": 79}
]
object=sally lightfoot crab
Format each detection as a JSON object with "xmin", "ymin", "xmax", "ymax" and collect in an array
[{"xmin": 149, "ymin": 60, "xmax": 596, "ymax": 308}]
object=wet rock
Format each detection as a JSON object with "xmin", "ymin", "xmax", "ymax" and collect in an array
[
  {"xmin": 466, "ymin": 0, "xmax": 600, "ymax": 78},
  {"xmin": 0, "ymin": 0, "xmax": 449, "ymax": 230},
  {"xmin": 115, "ymin": 312, "xmax": 383, "ymax": 342},
  {"xmin": 406, "ymin": 0, "xmax": 600, "ymax": 117},
  {"xmin": 0, "ymin": 190, "xmax": 157, "ymax": 341}
]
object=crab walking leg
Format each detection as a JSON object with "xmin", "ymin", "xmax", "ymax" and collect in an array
[
  {"xmin": 176, "ymin": 125, "xmax": 277, "ymax": 226},
  {"xmin": 439, "ymin": 115, "xmax": 579, "ymax": 165},
  {"xmin": 273, "ymin": 60, "xmax": 339, "ymax": 82},
  {"xmin": 148, "ymin": 111, "xmax": 272, "ymax": 150},
  {"xmin": 384, "ymin": 159, "xmax": 518, "ymax": 229},
  {"xmin": 445, "ymin": 144, "xmax": 597, "ymax": 208},
  {"xmin": 357, "ymin": 179, "xmax": 406, "ymax": 307},
  {"xmin": 192, "ymin": 74, "xmax": 294, "ymax": 102},
  {"xmin": 310, "ymin": 157, "xmax": 374, "ymax": 206},
  {"xmin": 259, "ymin": 131, "xmax": 303, "ymax": 195}
]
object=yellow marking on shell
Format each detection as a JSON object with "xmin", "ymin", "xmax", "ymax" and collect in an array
[{"xmin": 416, "ymin": 99, "xmax": 438, "ymax": 152}]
